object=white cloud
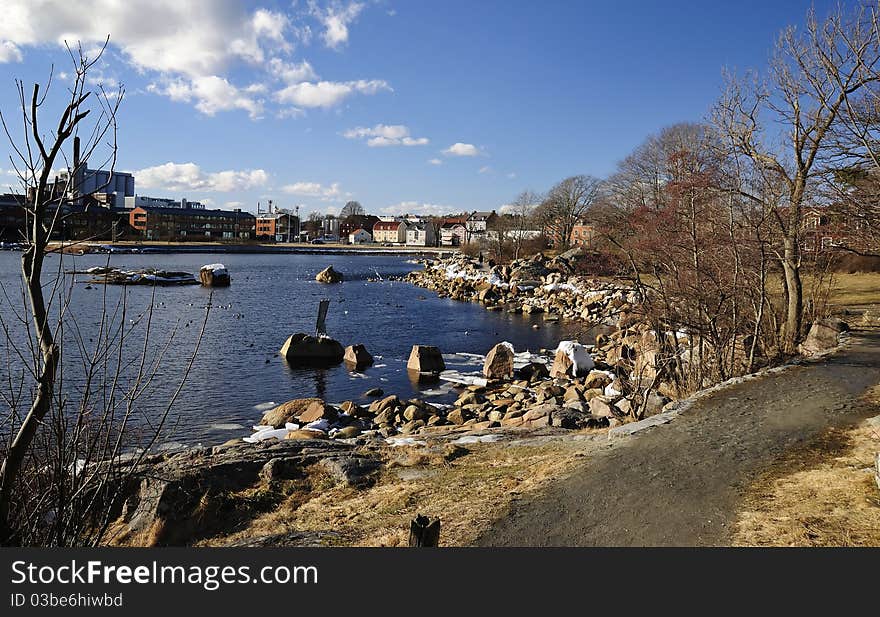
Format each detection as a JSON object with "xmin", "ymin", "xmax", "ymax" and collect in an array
[
  {"xmin": 282, "ymin": 181, "xmax": 345, "ymax": 201},
  {"xmin": 135, "ymin": 162, "xmax": 269, "ymax": 192},
  {"xmin": 0, "ymin": 1, "xmax": 384, "ymax": 118},
  {"xmin": 479, "ymin": 166, "xmax": 492, "ymax": 174},
  {"xmin": 428, "ymin": 158, "xmax": 443, "ymax": 166},
  {"xmin": 0, "ymin": 41, "xmax": 23, "ymax": 63},
  {"xmin": 274, "ymin": 79, "xmax": 390, "ymax": 109},
  {"xmin": 311, "ymin": 1, "xmax": 364, "ymax": 49},
  {"xmin": 507, "ymin": 172, "xmax": 517, "ymax": 179},
  {"xmin": 381, "ymin": 201, "xmax": 453, "ymax": 216},
  {"xmin": 149, "ymin": 76, "xmax": 265, "ymax": 118},
  {"xmin": 443, "ymin": 142, "xmax": 482, "ymax": 157},
  {"xmin": 343, "ymin": 124, "xmax": 429, "ymax": 147},
  {"xmin": 268, "ymin": 58, "xmax": 318, "ymax": 83}
]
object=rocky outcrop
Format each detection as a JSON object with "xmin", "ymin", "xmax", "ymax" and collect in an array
[
  {"xmin": 483, "ymin": 342, "xmax": 514, "ymax": 380},
  {"xmin": 406, "ymin": 345, "xmax": 445, "ymax": 374},
  {"xmin": 315, "ymin": 266, "xmax": 344, "ymax": 283},
  {"xmin": 280, "ymin": 333, "xmax": 345, "ymax": 365},
  {"xmin": 343, "ymin": 344, "xmax": 374, "ymax": 370}
]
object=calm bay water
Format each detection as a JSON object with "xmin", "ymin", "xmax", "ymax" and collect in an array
[{"xmin": 0, "ymin": 251, "xmax": 582, "ymax": 444}]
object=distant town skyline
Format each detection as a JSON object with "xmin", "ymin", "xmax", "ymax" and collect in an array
[{"xmin": 0, "ymin": 0, "xmax": 850, "ymax": 216}]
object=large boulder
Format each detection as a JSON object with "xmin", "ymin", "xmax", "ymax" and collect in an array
[
  {"xmin": 280, "ymin": 333, "xmax": 344, "ymax": 365},
  {"xmin": 483, "ymin": 342, "xmax": 515, "ymax": 380},
  {"xmin": 406, "ymin": 345, "xmax": 445, "ymax": 374},
  {"xmin": 199, "ymin": 263, "xmax": 230, "ymax": 287},
  {"xmin": 550, "ymin": 341, "xmax": 594, "ymax": 378},
  {"xmin": 315, "ymin": 266, "xmax": 344, "ymax": 284},
  {"xmin": 799, "ymin": 320, "xmax": 846, "ymax": 355},
  {"xmin": 261, "ymin": 398, "xmax": 324, "ymax": 428},
  {"xmin": 343, "ymin": 344, "xmax": 374, "ymax": 370}
]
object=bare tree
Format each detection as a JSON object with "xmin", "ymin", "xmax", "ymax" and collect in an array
[
  {"xmin": 508, "ymin": 190, "xmax": 540, "ymax": 260},
  {"xmin": 0, "ymin": 44, "xmax": 210, "ymax": 546},
  {"xmin": 533, "ymin": 175, "xmax": 601, "ymax": 249},
  {"xmin": 340, "ymin": 200, "xmax": 364, "ymax": 219},
  {"xmin": 712, "ymin": 4, "xmax": 880, "ymax": 351}
]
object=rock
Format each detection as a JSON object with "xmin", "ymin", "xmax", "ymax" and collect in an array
[
  {"xmin": 799, "ymin": 320, "xmax": 845, "ymax": 355},
  {"xmin": 364, "ymin": 387, "xmax": 384, "ymax": 397},
  {"xmin": 298, "ymin": 400, "xmax": 337, "ymax": 423},
  {"xmin": 318, "ymin": 455, "xmax": 380, "ymax": 487},
  {"xmin": 333, "ymin": 425, "xmax": 362, "ymax": 439},
  {"xmin": 406, "ymin": 345, "xmax": 445, "ymax": 374},
  {"xmin": 447, "ymin": 408, "xmax": 471, "ymax": 425},
  {"xmin": 261, "ymin": 398, "xmax": 324, "ymax": 428},
  {"xmin": 483, "ymin": 342, "xmax": 515, "ymax": 380},
  {"xmin": 343, "ymin": 344, "xmax": 374, "ymax": 370},
  {"xmin": 583, "ymin": 371, "xmax": 612, "ymax": 390},
  {"xmin": 315, "ymin": 266, "xmax": 344, "ymax": 283},
  {"xmin": 589, "ymin": 397, "xmax": 616, "ymax": 418},
  {"xmin": 280, "ymin": 333, "xmax": 344, "ymax": 365},
  {"xmin": 199, "ymin": 263, "xmax": 230, "ymax": 287},
  {"xmin": 614, "ymin": 398, "xmax": 633, "ymax": 416},
  {"xmin": 375, "ymin": 395, "xmax": 400, "ymax": 412},
  {"xmin": 550, "ymin": 341, "xmax": 594, "ymax": 378},
  {"xmin": 403, "ymin": 405, "xmax": 428, "ymax": 422},
  {"xmin": 517, "ymin": 362, "xmax": 549, "ymax": 381},
  {"xmin": 522, "ymin": 403, "xmax": 558, "ymax": 422},
  {"xmin": 285, "ymin": 429, "xmax": 328, "ymax": 440},
  {"xmin": 550, "ymin": 350, "xmax": 575, "ymax": 378},
  {"xmin": 549, "ymin": 407, "xmax": 593, "ymax": 429}
]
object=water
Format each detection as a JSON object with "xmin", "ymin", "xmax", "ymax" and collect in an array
[{"xmin": 0, "ymin": 251, "xmax": 584, "ymax": 444}]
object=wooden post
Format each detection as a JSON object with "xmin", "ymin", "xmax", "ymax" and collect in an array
[{"xmin": 408, "ymin": 514, "xmax": 440, "ymax": 547}]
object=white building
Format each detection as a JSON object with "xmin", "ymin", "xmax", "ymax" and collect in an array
[
  {"xmin": 406, "ymin": 223, "xmax": 436, "ymax": 246},
  {"xmin": 349, "ymin": 228, "xmax": 372, "ymax": 244}
]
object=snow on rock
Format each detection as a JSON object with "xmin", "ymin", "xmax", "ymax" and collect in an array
[
  {"xmin": 451, "ymin": 434, "xmax": 504, "ymax": 445},
  {"xmin": 201, "ymin": 263, "xmax": 228, "ymax": 275},
  {"xmin": 243, "ymin": 428, "xmax": 290, "ymax": 443},
  {"xmin": 555, "ymin": 340, "xmax": 595, "ymax": 374}
]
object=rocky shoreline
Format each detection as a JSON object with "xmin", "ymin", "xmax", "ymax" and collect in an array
[{"xmin": 103, "ymin": 250, "xmax": 853, "ymax": 545}]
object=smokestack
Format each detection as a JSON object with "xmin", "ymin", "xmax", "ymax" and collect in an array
[{"xmin": 73, "ymin": 136, "xmax": 81, "ymax": 171}]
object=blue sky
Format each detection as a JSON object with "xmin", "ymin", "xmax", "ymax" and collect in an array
[{"xmin": 0, "ymin": 0, "xmax": 850, "ymax": 216}]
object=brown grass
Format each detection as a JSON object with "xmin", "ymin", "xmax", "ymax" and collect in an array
[
  {"xmin": 733, "ymin": 389, "xmax": 880, "ymax": 546},
  {"xmin": 827, "ymin": 273, "xmax": 880, "ymax": 309},
  {"xmin": 196, "ymin": 437, "xmax": 592, "ymax": 547}
]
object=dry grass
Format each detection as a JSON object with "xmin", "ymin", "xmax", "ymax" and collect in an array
[
  {"xmin": 197, "ymin": 437, "xmax": 592, "ymax": 547},
  {"xmin": 827, "ymin": 273, "xmax": 880, "ymax": 309},
  {"xmin": 733, "ymin": 389, "xmax": 880, "ymax": 546}
]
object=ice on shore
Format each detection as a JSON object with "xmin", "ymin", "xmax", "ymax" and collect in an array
[
  {"xmin": 439, "ymin": 370, "xmax": 488, "ymax": 387},
  {"xmin": 253, "ymin": 401, "xmax": 277, "ymax": 411}
]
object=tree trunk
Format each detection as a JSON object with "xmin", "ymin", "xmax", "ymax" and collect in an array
[{"xmin": 781, "ymin": 234, "xmax": 803, "ymax": 353}]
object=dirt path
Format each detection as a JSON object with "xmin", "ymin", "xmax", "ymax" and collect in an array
[{"xmin": 476, "ymin": 330, "xmax": 880, "ymax": 546}]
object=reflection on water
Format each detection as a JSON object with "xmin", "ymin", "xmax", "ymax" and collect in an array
[{"xmin": 0, "ymin": 251, "xmax": 587, "ymax": 444}]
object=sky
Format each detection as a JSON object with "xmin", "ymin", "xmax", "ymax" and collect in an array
[{"xmin": 0, "ymin": 0, "xmax": 854, "ymax": 216}]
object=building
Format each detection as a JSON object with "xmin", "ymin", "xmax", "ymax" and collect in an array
[
  {"xmin": 570, "ymin": 222, "xmax": 595, "ymax": 247},
  {"xmin": 349, "ymin": 228, "xmax": 372, "ymax": 244},
  {"xmin": 129, "ymin": 205, "xmax": 255, "ymax": 241},
  {"xmin": 123, "ymin": 195, "xmax": 206, "ymax": 210},
  {"xmin": 321, "ymin": 217, "xmax": 340, "ymax": 241},
  {"xmin": 339, "ymin": 215, "xmax": 379, "ymax": 242},
  {"xmin": 255, "ymin": 212, "xmax": 299, "ymax": 242},
  {"xmin": 439, "ymin": 216, "xmax": 468, "ymax": 246},
  {"xmin": 406, "ymin": 223, "xmax": 436, "ymax": 246},
  {"xmin": 1, "ymin": 192, "xmax": 123, "ymax": 242},
  {"xmin": 372, "ymin": 220, "xmax": 408, "ymax": 244},
  {"xmin": 465, "ymin": 211, "xmax": 497, "ymax": 244}
]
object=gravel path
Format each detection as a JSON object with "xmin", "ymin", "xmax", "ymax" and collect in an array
[{"xmin": 476, "ymin": 330, "xmax": 880, "ymax": 546}]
